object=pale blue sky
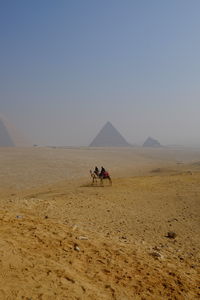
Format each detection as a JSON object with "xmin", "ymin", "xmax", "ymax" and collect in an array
[{"xmin": 1, "ymin": 0, "xmax": 200, "ymax": 146}]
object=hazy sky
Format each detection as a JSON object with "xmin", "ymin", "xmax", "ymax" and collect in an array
[{"xmin": 1, "ymin": 0, "xmax": 200, "ymax": 146}]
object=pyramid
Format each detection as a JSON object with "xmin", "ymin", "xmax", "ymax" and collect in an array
[
  {"xmin": 89, "ymin": 122, "xmax": 131, "ymax": 147},
  {"xmin": 0, "ymin": 115, "xmax": 30, "ymax": 147},
  {"xmin": 0, "ymin": 119, "xmax": 15, "ymax": 146},
  {"xmin": 143, "ymin": 137, "xmax": 161, "ymax": 147}
]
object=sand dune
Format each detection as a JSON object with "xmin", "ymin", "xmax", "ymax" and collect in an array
[
  {"xmin": 0, "ymin": 147, "xmax": 199, "ymax": 299},
  {"xmin": 0, "ymin": 146, "xmax": 200, "ymax": 189}
]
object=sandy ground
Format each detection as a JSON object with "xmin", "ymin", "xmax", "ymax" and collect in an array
[{"xmin": 0, "ymin": 147, "xmax": 200, "ymax": 299}]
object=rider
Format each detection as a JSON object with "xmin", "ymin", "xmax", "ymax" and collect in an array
[
  {"xmin": 94, "ymin": 166, "xmax": 99, "ymax": 176},
  {"xmin": 100, "ymin": 166, "xmax": 106, "ymax": 178}
]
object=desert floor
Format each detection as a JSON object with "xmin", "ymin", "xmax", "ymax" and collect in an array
[{"xmin": 0, "ymin": 147, "xmax": 199, "ymax": 300}]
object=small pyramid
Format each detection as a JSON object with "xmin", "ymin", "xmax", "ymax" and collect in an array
[
  {"xmin": 89, "ymin": 122, "xmax": 130, "ymax": 147},
  {"xmin": 0, "ymin": 115, "xmax": 30, "ymax": 147},
  {"xmin": 143, "ymin": 137, "xmax": 161, "ymax": 147}
]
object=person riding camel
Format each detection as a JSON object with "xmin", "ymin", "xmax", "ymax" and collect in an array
[
  {"xmin": 90, "ymin": 166, "xmax": 112, "ymax": 185},
  {"xmin": 94, "ymin": 166, "xmax": 99, "ymax": 176},
  {"xmin": 100, "ymin": 166, "xmax": 106, "ymax": 178}
]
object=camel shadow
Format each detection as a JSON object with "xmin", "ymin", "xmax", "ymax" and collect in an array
[{"xmin": 81, "ymin": 183, "xmax": 111, "ymax": 188}]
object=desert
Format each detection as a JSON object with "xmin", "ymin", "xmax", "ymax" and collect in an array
[
  {"xmin": 0, "ymin": 147, "xmax": 199, "ymax": 299},
  {"xmin": 2, "ymin": 0, "xmax": 200, "ymax": 299}
]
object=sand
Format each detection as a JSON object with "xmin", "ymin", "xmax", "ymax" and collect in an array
[{"xmin": 0, "ymin": 147, "xmax": 199, "ymax": 299}]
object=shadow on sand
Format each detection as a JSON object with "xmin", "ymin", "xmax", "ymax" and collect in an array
[{"xmin": 81, "ymin": 183, "xmax": 111, "ymax": 188}]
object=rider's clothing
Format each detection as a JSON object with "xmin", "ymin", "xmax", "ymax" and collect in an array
[
  {"xmin": 94, "ymin": 167, "xmax": 99, "ymax": 176},
  {"xmin": 100, "ymin": 167, "xmax": 107, "ymax": 178}
]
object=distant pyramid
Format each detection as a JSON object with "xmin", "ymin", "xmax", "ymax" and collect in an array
[
  {"xmin": 143, "ymin": 137, "xmax": 161, "ymax": 147},
  {"xmin": 89, "ymin": 122, "xmax": 131, "ymax": 147},
  {"xmin": 0, "ymin": 119, "xmax": 15, "ymax": 146},
  {"xmin": 0, "ymin": 115, "xmax": 30, "ymax": 147}
]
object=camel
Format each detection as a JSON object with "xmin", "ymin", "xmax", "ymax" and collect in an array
[
  {"xmin": 90, "ymin": 170, "xmax": 98, "ymax": 185},
  {"xmin": 90, "ymin": 170, "xmax": 112, "ymax": 186}
]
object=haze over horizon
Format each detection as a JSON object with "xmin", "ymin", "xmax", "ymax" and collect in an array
[{"xmin": 1, "ymin": 0, "xmax": 200, "ymax": 147}]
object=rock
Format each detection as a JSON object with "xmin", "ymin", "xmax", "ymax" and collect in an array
[
  {"xmin": 168, "ymin": 218, "xmax": 178, "ymax": 223},
  {"xmin": 149, "ymin": 251, "xmax": 162, "ymax": 259},
  {"xmin": 190, "ymin": 264, "xmax": 196, "ymax": 269},
  {"xmin": 74, "ymin": 243, "xmax": 80, "ymax": 252},
  {"xmin": 178, "ymin": 256, "xmax": 184, "ymax": 261},
  {"xmin": 77, "ymin": 236, "xmax": 88, "ymax": 240},
  {"xmin": 152, "ymin": 246, "xmax": 161, "ymax": 251},
  {"xmin": 72, "ymin": 225, "xmax": 78, "ymax": 231},
  {"xmin": 16, "ymin": 215, "xmax": 23, "ymax": 219},
  {"xmin": 166, "ymin": 231, "xmax": 177, "ymax": 239}
]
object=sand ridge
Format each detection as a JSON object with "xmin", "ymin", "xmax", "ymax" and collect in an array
[
  {"xmin": 0, "ymin": 147, "xmax": 200, "ymax": 299},
  {"xmin": 0, "ymin": 207, "xmax": 199, "ymax": 300},
  {"xmin": 0, "ymin": 173, "xmax": 200, "ymax": 299}
]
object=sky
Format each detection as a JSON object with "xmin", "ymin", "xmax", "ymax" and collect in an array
[{"xmin": 1, "ymin": 0, "xmax": 200, "ymax": 146}]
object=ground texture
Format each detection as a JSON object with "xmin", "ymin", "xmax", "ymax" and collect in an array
[{"xmin": 0, "ymin": 147, "xmax": 199, "ymax": 299}]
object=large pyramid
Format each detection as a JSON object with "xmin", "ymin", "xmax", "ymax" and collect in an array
[
  {"xmin": 0, "ymin": 116, "xmax": 30, "ymax": 147},
  {"xmin": 89, "ymin": 122, "xmax": 131, "ymax": 147}
]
